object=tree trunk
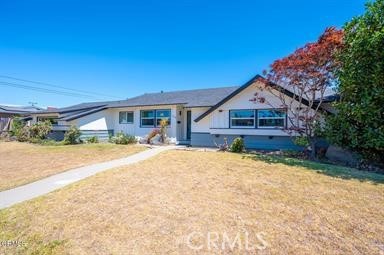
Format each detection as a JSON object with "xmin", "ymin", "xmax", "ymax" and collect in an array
[{"xmin": 309, "ymin": 137, "xmax": 317, "ymax": 160}]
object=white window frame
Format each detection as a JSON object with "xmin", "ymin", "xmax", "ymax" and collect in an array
[
  {"xmin": 140, "ymin": 110, "xmax": 155, "ymax": 127},
  {"xmin": 155, "ymin": 109, "xmax": 171, "ymax": 127},
  {"xmin": 119, "ymin": 111, "xmax": 134, "ymax": 124},
  {"xmin": 257, "ymin": 109, "xmax": 286, "ymax": 128},
  {"xmin": 230, "ymin": 110, "xmax": 255, "ymax": 128},
  {"xmin": 140, "ymin": 109, "xmax": 171, "ymax": 127}
]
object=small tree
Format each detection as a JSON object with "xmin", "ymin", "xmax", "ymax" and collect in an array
[
  {"xmin": 326, "ymin": 0, "xmax": 384, "ymax": 164},
  {"xmin": 159, "ymin": 119, "xmax": 168, "ymax": 143},
  {"xmin": 253, "ymin": 27, "xmax": 343, "ymax": 159},
  {"xmin": 63, "ymin": 125, "xmax": 82, "ymax": 145}
]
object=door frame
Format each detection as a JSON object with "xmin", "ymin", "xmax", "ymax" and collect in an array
[{"xmin": 186, "ymin": 110, "xmax": 191, "ymax": 140}]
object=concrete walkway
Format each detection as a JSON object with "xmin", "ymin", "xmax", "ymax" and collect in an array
[{"xmin": 0, "ymin": 146, "xmax": 175, "ymax": 209}]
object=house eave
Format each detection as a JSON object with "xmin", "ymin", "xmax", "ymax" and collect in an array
[
  {"xmin": 194, "ymin": 74, "xmax": 262, "ymax": 122},
  {"xmin": 194, "ymin": 74, "xmax": 335, "ymax": 122}
]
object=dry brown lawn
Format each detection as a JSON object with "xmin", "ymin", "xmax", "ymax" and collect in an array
[
  {"xmin": 0, "ymin": 150, "xmax": 383, "ymax": 254},
  {"xmin": 0, "ymin": 141, "xmax": 146, "ymax": 191}
]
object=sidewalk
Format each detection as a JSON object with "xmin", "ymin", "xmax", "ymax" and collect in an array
[{"xmin": 0, "ymin": 146, "xmax": 175, "ymax": 209}]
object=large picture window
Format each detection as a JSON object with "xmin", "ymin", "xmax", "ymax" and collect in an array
[
  {"xmin": 140, "ymin": 109, "xmax": 171, "ymax": 127},
  {"xmin": 230, "ymin": 110, "xmax": 255, "ymax": 128},
  {"xmin": 156, "ymin": 109, "xmax": 171, "ymax": 126},
  {"xmin": 258, "ymin": 109, "xmax": 286, "ymax": 128},
  {"xmin": 119, "ymin": 111, "xmax": 134, "ymax": 124},
  {"xmin": 141, "ymin": 110, "xmax": 155, "ymax": 127}
]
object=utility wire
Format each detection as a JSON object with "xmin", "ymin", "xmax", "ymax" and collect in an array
[
  {"xmin": 0, "ymin": 75, "xmax": 122, "ymax": 99},
  {"xmin": 0, "ymin": 81, "xmax": 104, "ymax": 99}
]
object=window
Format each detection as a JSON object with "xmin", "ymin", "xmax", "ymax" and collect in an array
[
  {"xmin": 37, "ymin": 117, "xmax": 58, "ymax": 125},
  {"xmin": 119, "ymin": 111, "xmax": 134, "ymax": 124},
  {"xmin": 141, "ymin": 110, "xmax": 155, "ymax": 127},
  {"xmin": 141, "ymin": 109, "xmax": 171, "ymax": 127},
  {"xmin": 156, "ymin": 109, "xmax": 171, "ymax": 126},
  {"xmin": 258, "ymin": 109, "xmax": 286, "ymax": 128},
  {"xmin": 230, "ymin": 110, "xmax": 255, "ymax": 128}
]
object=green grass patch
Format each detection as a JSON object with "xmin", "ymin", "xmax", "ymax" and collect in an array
[{"xmin": 245, "ymin": 153, "xmax": 384, "ymax": 184}]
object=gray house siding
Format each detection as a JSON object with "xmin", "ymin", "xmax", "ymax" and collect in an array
[
  {"xmin": 190, "ymin": 132, "xmax": 302, "ymax": 150},
  {"xmin": 47, "ymin": 130, "xmax": 114, "ymax": 141},
  {"xmin": 80, "ymin": 130, "xmax": 114, "ymax": 141},
  {"xmin": 47, "ymin": 131, "xmax": 66, "ymax": 141}
]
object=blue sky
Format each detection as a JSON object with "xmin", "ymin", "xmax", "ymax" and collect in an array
[{"xmin": 0, "ymin": 0, "xmax": 366, "ymax": 107}]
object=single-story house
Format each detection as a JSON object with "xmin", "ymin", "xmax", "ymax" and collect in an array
[
  {"xmin": 0, "ymin": 104, "xmax": 41, "ymax": 132},
  {"xmin": 29, "ymin": 75, "xmax": 335, "ymax": 149}
]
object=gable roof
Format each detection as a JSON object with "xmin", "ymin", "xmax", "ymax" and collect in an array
[
  {"xmin": 194, "ymin": 74, "xmax": 262, "ymax": 122},
  {"xmin": 194, "ymin": 75, "xmax": 336, "ymax": 122}
]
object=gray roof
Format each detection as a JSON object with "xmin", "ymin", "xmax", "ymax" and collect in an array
[
  {"xmin": 32, "ymin": 75, "xmax": 338, "ymax": 122},
  {"xmin": 108, "ymin": 86, "xmax": 239, "ymax": 108},
  {"xmin": 35, "ymin": 86, "xmax": 239, "ymax": 114},
  {"xmin": 0, "ymin": 104, "xmax": 42, "ymax": 115},
  {"xmin": 38, "ymin": 101, "xmax": 112, "ymax": 114},
  {"xmin": 33, "ymin": 86, "xmax": 240, "ymax": 121},
  {"xmin": 61, "ymin": 106, "xmax": 108, "ymax": 121}
]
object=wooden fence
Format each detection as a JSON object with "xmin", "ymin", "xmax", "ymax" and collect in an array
[{"xmin": 0, "ymin": 117, "xmax": 11, "ymax": 132}]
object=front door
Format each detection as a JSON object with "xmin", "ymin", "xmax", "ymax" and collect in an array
[{"xmin": 186, "ymin": 110, "xmax": 191, "ymax": 140}]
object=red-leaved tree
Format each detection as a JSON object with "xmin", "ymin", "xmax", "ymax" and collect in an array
[{"xmin": 251, "ymin": 27, "xmax": 343, "ymax": 158}]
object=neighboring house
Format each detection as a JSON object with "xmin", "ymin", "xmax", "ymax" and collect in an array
[
  {"xmin": 29, "ymin": 75, "xmax": 336, "ymax": 149},
  {"xmin": 0, "ymin": 104, "xmax": 42, "ymax": 132}
]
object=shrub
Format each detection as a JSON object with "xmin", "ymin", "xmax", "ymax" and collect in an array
[
  {"xmin": 29, "ymin": 120, "xmax": 52, "ymax": 140},
  {"xmin": 10, "ymin": 117, "xmax": 25, "ymax": 137},
  {"xmin": 86, "ymin": 136, "xmax": 99, "ymax": 144},
  {"xmin": 0, "ymin": 132, "xmax": 11, "ymax": 141},
  {"xmin": 63, "ymin": 125, "xmax": 82, "ymax": 145},
  {"xmin": 159, "ymin": 119, "xmax": 168, "ymax": 143},
  {"xmin": 293, "ymin": 136, "xmax": 310, "ymax": 147},
  {"xmin": 110, "ymin": 131, "xmax": 136, "ymax": 145},
  {"xmin": 16, "ymin": 126, "xmax": 31, "ymax": 142},
  {"xmin": 147, "ymin": 129, "xmax": 160, "ymax": 144},
  {"xmin": 214, "ymin": 137, "xmax": 229, "ymax": 151},
  {"xmin": 10, "ymin": 119, "xmax": 52, "ymax": 142},
  {"xmin": 230, "ymin": 137, "xmax": 245, "ymax": 153}
]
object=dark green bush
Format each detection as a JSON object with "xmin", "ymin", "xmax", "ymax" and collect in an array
[
  {"xmin": 10, "ymin": 117, "xmax": 25, "ymax": 137},
  {"xmin": 325, "ymin": 0, "xmax": 384, "ymax": 164},
  {"xmin": 110, "ymin": 131, "xmax": 136, "ymax": 145},
  {"xmin": 63, "ymin": 125, "xmax": 82, "ymax": 145},
  {"xmin": 230, "ymin": 137, "xmax": 245, "ymax": 153},
  {"xmin": 293, "ymin": 136, "xmax": 310, "ymax": 147}
]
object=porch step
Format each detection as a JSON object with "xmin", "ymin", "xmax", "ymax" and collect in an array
[{"xmin": 178, "ymin": 140, "xmax": 191, "ymax": 145}]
